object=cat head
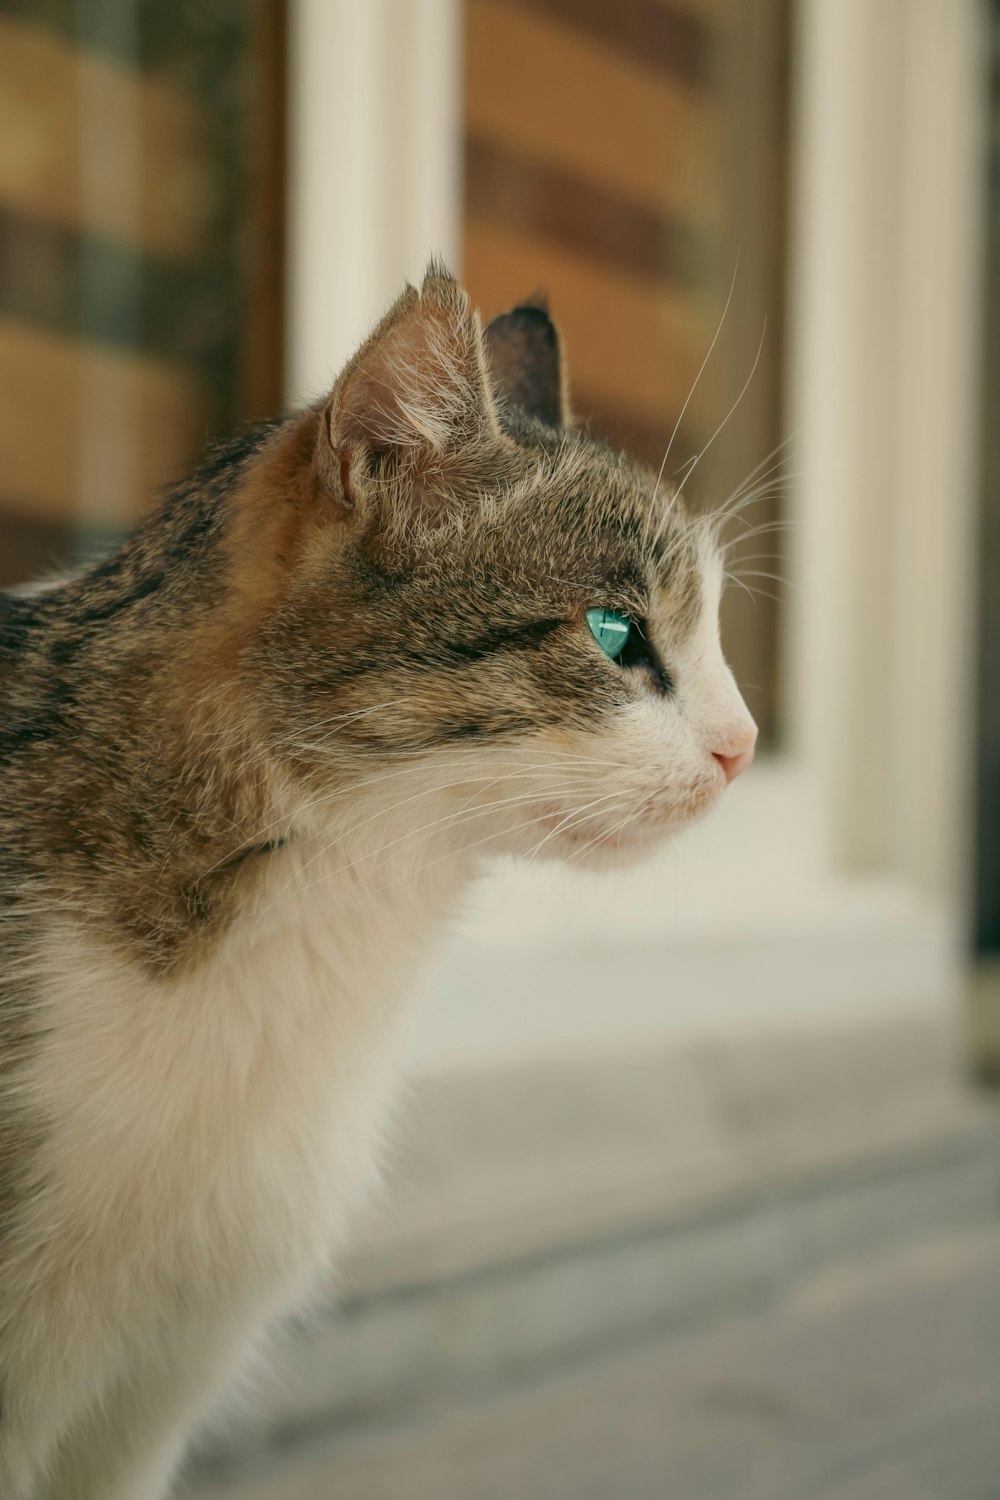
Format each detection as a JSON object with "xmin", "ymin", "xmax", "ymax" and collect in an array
[{"xmin": 245, "ymin": 264, "xmax": 756, "ymax": 871}]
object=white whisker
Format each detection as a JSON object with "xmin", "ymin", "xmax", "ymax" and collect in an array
[
  {"xmin": 651, "ymin": 251, "xmax": 741, "ymax": 515},
  {"xmin": 660, "ymin": 318, "xmax": 768, "ymax": 537}
]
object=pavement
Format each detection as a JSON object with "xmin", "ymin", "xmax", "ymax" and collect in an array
[
  {"xmin": 190, "ymin": 1225, "xmax": 1000, "ymax": 1500},
  {"xmin": 186, "ymin": 1010, "xmax": 1000, "ymax": 1500}
]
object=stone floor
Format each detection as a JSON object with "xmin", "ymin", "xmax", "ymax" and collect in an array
[
  {"xmin": 185, "ymin": 1011, "xmax": 1000, "ymax": 1500},
  {"xmin": 191, "ymin": 1224, "xmax": 1000, "ymax": 1500}
]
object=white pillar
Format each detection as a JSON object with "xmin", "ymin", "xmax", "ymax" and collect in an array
[
  {"xmin": 888, "ymin": 0, "xmax": 986, "ymax": 901},
  {"xmin": 285, "ymin": 0, "xmax": 462, "ymax": 405},
  {"xmin": 785, "ymin": 0, "xmax": 985, "ymax": 901}
]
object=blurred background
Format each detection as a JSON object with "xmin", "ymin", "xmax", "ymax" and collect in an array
[{"xmin": 2, "ymin": 1, "xmax": 999, "ymax": 1496}]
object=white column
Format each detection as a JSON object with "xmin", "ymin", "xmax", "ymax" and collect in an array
[
  {"xmin": 285, "ymin": 0, "xmax": 462, "ymax": 405},
  {"xmin": 888, "ymin": 0, "xmax": 986, "ymax": 901},
  {"xmin": 785, "ymin": 0, "xmax": 985, "ymax": 901}
]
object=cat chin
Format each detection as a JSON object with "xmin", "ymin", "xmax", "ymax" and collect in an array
[
  {"xmin": 548, "ymin": 838, "xmax": 671, "ymax": 873},
  {"xmin": 499, "ymin": 815, "xmax": 684, "ymax": 872},
  {"xmin": 565, "ymin": 817, "xmax": 695, "ymax": 870}
]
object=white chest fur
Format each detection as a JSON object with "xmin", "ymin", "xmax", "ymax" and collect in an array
[{"xmin": 25, "ymin": 844, "xmax": 463, "ymax": 1318}]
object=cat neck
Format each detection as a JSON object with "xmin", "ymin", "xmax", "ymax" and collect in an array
[{"xmin": 213, "ymin": 818, "xmax": 472, "ymax": 1018}]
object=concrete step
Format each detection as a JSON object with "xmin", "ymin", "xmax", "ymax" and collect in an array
[
  {"xmin": 190, "ymin": 1227, "xmax": 1000, "ymax": 1500},
  {"xmin": 186, "ymin": 1012, "xmax": 999, "ymax": 1490}
]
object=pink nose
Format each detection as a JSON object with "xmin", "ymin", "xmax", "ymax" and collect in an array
[{"xmin": 713, "ymin": 740, "xmax": 755, "ymax": 785}]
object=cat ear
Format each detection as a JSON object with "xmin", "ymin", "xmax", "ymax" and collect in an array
[
  {"xmin": 484, "ymin": 300, "xmax": 572, "ymax": 429},
  {"xmin": 324, "ymin": 263, "xmax": 499, "ymax": 504}
]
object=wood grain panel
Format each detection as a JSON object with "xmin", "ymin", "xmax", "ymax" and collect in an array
[
  {"xmin": 465, "ymin": 0, "xmax": 720, "ymax": 226},
  {"xmin": 0, "ymin": 207, "xmax": 229, "ymax": 369},
  {"xmin": 466, "ymin": 137, "xmax": 711, "ymax": 287},
  {"xmin": 0, "ymin": 320, "xmax": 210, "ymax": 524},
  {"xmin": 465, "ymin": 219, "xmax": 713, "ymax": 434},
  {"xmin": 510, "ymin": 0, "xmax": 713, "ymax": 84},
  {"xmin": 0, "ymin": 17, "xmax": 213, "ymax": 261}
]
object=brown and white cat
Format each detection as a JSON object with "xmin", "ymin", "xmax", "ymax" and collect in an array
[{"xmin": 0, "ymin": 266, "xmax": 755, "ymax": 1498}]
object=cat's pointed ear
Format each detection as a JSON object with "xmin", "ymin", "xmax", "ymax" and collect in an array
[
  {"xmin": 323, "ymin": 263, "xmax": 499, "ymax": 505},
  {"xmin": 484, "ymin": 299, "xmax": 572, "ymax": 429}
]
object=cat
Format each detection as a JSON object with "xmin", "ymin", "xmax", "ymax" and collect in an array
[{"xmin": 0, "ymin": 264, "xmax": 756, "ymax": 1498}]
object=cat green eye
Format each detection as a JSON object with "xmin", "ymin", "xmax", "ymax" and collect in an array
[{"xmin": 586, "ymin": 608, "xmax": 632, "ymax": 660}]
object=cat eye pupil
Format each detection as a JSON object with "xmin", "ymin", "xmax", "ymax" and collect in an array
[{"xmin": 586, "ymin": 608, "xmax": 632, "ymax": 660}]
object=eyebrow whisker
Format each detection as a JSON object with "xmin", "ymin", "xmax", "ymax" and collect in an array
[{"xmin": 651, "ymin": 250, "xmax": 741, "ymax": 515}]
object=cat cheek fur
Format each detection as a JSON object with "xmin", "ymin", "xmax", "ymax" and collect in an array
[{"xmin": 472, "ymin": 688, "xmax": 739, "ymax": 871}]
